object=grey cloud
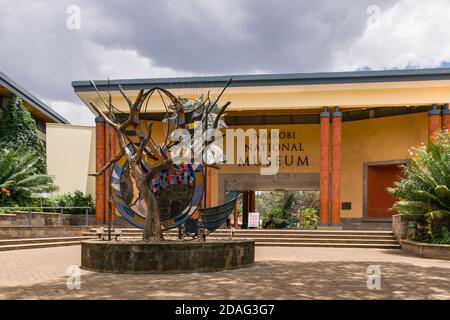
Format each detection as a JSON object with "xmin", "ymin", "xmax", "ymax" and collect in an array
[
  {"xmin": 0, "ymin": 0, "xmax": 397, "ymax": 124},
  {"xmin": 86, "ymin": 0, "xmax": 396, "ymax": 73}
]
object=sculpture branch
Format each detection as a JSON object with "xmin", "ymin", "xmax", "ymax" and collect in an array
[
  {"xmin": 90, "ymin": 80, "xmax": 112, "ymax": 112},
  {"xmin": 89, "ymin": 101, "xmax": 118, "ymax": 129},
  {"xmin": 118, "ymin": 85, "xmax": 133, "ymax": 109},
  {"xmin": 119, "ymin": 89, "xmax": 145, "ymax": 130},
  {"xmin": 89, "ymin": 150, "xmax": 125, "ymax": 177},
  {"xmin": 213, "ymin": 101, "xmax": 231, "ymax": 128},
  {"xmin": 133, "ymin": 122, "xmax": 153, "ymax": 163}
]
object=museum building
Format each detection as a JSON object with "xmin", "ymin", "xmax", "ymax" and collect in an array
[{"xmin": 72, "ymin": 68, "xmax": 450, "ymax": 228}]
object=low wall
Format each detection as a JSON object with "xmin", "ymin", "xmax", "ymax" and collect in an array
[
  {"xmin": 0, "ymin": 212, "xmax": 135, "ymax": 228},
  {"xmin": 401, "ymin": 240, "xmax": 450, "ymax": 260},
  {"xmin": 81, "ymin": 239, "xmax": 255, "ymax": 273},
  {"xmin": 0, "ymin": 226, "xmax": 90, "ymax": 239},
  {"xmin": 392, "ymin": 214, "xmax": 408, "ymax": 241},
  {"xmin": 0, "ymin": 211, "xmax": 96, "ymax": 227}
]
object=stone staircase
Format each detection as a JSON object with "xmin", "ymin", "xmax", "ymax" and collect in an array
[
  {"xmin": 0, "ymin": 236, "xmax": 94, "ymax": 251},
  {"xmin": 0, "ymin": 228, "xmax": 400, "ymax": 251},
  {"xmin": 85, "ymin": 228, "xmax": 400, "ymax": 249}
]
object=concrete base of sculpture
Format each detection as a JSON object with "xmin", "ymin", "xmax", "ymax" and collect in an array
[{"xmin": 80, "ymin": 239, "xmax": 255, "ymax": 273}]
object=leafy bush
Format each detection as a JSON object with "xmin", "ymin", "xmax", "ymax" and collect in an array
[
  {"xmin": 388, "ymin": 130, "xmax": 450, "ymax": 244},
  {"xmin": 0, "ymin": 95, "xmax": 46, "ymax": 173},
  {"xmin": 299, "ymin": 208, "xmax": 319, "ymax": 229},
  {"xmin": 435, "ymin": 226, "xmax": 450, "ymax": 244},
  {"xmin": 44, "ymin": 190, "xmax": 94, "ymax": 214},
  {"xmin": 0, "ymin": 148, "xmax": 57, "ymax": 207}
]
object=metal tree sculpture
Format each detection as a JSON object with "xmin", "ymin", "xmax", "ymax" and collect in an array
[{"xmin": 88, "ymin": 81, "xmax": 230, "ymax": 241}]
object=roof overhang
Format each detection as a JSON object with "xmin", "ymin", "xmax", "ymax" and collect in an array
[
  {"xmin": 72, "ymin": 68, "xmax": 450, "ymax": 115},
  {"xmin": 0, "ymin": 71, "xmax": 69, "ymax": 124}
]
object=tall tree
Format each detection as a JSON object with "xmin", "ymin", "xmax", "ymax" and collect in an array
[{"xmin": 0, "ymin": 95, "xmax": 46, "ymax": 173}]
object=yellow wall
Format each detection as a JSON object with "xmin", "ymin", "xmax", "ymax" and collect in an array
[
  {"xmin": 46, "ymin": 124, "xmax": 96, "ymax": 196},
  {"xmin": 341, "ymin": 113, "xmax": 428, "ymax": 218},
  {"xmin": 54, "ymin": 114, "xmax": 426, "ymax": 217},
  {"xmin": 207, "ymin": 113, "xmax": 427, "ymax": 219},
  {"xmin": 219, "ymin": 124, "xmax": 320, "ymax": 174}
]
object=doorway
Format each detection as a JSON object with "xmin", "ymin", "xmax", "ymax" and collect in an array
[
  {"xmin": 219, "ymin": 173, "xmax": 320, "ymax": 228},
  {"xmin": 364, "ymin": 161, "xmax": 405, "ymax": 219}
]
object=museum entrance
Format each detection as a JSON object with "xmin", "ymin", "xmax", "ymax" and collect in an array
[{"xmin": 219, "ymin": 173, "xmax": 320, "ymax": 228}]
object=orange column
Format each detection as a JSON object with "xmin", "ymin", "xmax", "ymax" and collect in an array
[
  {"xmin": 104, "ymin": 125, "xmax": 116, "ymax": 222},
  {"xmin": 428, "ymin": 104, "xmax": 441, "ymax": 140},
  {"xmin": 331, "ymin": 107, "xmax": 342, "ymax": 226},
  {"xmin": 205, "ymin": 167, "xmax": 211, "ymax": 208},
  {"xmin": 442, "ymin": 104, "xmax": 450, "ymax": 131},
  {"xmin": 95, "ymin": 117, "xmax": 106, "ymax": 224},
  {"xmin": 319, "ymin": 107, "xmax": 330, "ymax": 225},
  {"xmin": 233, "ymin": 201, "xmax": 239, "ymax": 228}
]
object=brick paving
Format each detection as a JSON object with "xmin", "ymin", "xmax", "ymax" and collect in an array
[{"xmin": 0, "ymin": 246, "xmax": 449, "ymax": 299}]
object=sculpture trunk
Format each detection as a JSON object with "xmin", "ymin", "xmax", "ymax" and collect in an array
[{"xmin": 133, "ymin": 164, "xmax": 164, "ymax": 241}]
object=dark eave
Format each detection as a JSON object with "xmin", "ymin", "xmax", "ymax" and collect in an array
[
  {"xmin": 72, "ymin": 68, "xmax": 450, "ymax": 92},
  {"xmin": 0, "ymin": 70, "xmax": 69, "ymax": 124}
]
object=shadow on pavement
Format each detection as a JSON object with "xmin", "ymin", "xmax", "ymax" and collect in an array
[{"xmin": 1, "ymin": 260, "xmax": 449, "ymax": 300}]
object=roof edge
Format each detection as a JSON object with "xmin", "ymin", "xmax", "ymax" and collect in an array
[
  {"xmin": 0, "ymin": 70, "xmax": 69, "ymax": 124},
  {"xmin": 72, "ymin": 67, "xmax": 450, "ymax": 92}
]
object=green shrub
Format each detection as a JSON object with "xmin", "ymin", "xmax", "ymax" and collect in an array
[
  {"xmin": 299, "ymin": 208, "xmax": 319, "ymax": 229},
  {"xmin": 44, "ymin": 190, "xmax": 94, "ymax": 214},
  {"xmin": 0, "ymin": 148, "xmax": 57, "ymax": 207},
  {"xmin": 435, "ymin": 226, "xmax": 450, "ymax": 245},
  {"xmin": 388, "ymin": 130, "xmax": 450, "ymax": 243},
  {"xmin": 0, "ymin": 95, "xmax": 46, "ymax": 173}
]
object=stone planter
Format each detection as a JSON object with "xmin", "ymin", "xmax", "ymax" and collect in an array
[
  {"xmin": 81, "ymin": 239, "xmax": 255, "ymax": 273},
  {"xmin": 401, "ymin": 239, "xmax": 450, "ymax": 260}
]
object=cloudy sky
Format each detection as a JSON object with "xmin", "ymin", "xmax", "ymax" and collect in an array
[{"xmin": 1, "ymin": 0, "xmax": 450, "ymax": 125}]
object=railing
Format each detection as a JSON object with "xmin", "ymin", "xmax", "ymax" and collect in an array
[{"xmin": 0, "ymin": 206, "xmax": 93, "ymax": 226}]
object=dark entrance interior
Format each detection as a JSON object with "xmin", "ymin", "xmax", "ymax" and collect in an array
[{"xmin": 366, "ymin": 164, "xmax": 403, "ymax": 218}]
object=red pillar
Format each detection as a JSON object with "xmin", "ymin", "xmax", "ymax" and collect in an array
[
  {"xmin": 442, "ymin": 104, "xmax": 450, "ymax": 131},
  {"xmin": 233, "ymin": 201, "xmax": 239, "ymax": 228},
  {"xmin": 331, "ymin": 107, "xmax": 342, "ymax": 226},
  {"xmin": 95, "ymin": 117, "xmax": 106, "ymax": 224},
  {"xmin": 104, "ymin": 124, "xmax": 116, "ymax": 222},
  {"xmin": 428, "ymin": 104, "xmax": 441, "ymax": 140},
  {"xmin": 319, "ymin": 107, "xmax": 330, "ymax": 225},
  {"xmin": 248, "ymin": 191, "xmax": 256, "ymax": 212},
  {"xmin": 109, "ymin": 128, "xmax": 117, "ymax": 221},
  {"xmin": 205, "ymin": 167, "xmax": 211, "ymax": 208}
]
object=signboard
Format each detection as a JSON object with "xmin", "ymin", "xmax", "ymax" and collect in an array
[{"xmin": 248, "ymin": 212, "xmax": 260, "ymax": 229}]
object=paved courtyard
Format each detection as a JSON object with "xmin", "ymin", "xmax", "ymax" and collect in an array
[{"xmin": 0, "ymin": 246, "xmax": 449, "ymax": 299}]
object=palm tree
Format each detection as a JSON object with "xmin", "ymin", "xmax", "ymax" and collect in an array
[
  {"xmin": 387, "ymin": 130, "xmax": 450, "ymax": 242},
  {"xmin": 0, "ymin": 148, "xmax": 57, "ymax": 206}
]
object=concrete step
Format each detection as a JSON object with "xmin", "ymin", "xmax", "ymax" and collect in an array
[
  {"xmin": 98, "ymin": 235, "xmax": 397, "ymax": 244},
  {"xmin": 84, "ymin": 231, "xmax": 395, "ymax": 239},
  {"xmin": 0, "ymin": 240, "xmax": 83, "ymax": 251},
  {"xmin": 90, "ymin": 228, "xmax": 395, "ymax": 236},
  {"xmin": 86, "ymin": 228, "xmax": 399, "ymax": 249},
  {"xmin": 205, "ymin": 237, "xmax": 398, "ymax": 244},
  {"xmin": 83, "ymin": 232, "xmax": 396, "ymax": 241},
  {"xmin": 254, "ymin": 242, "xmax": 401, "ymax": 249},
  {"xmin": 108, "ymin": 238, "xmax": 400, "ymax": 249},
  {"xmin": 0, "ymin": 236, "xmax": 92, "ymax": 246}
]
